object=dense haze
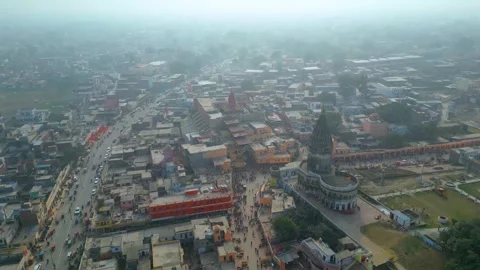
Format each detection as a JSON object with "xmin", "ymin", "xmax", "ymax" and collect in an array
[{"xmin": 3, "ymin": 0, "xmax": 480, "ymax": 22}]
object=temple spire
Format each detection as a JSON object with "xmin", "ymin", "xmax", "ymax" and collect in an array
[
  {"xmin": 228, "ymin": 90, "xmax": 237, "ymax": 113},
  {"xmin": 309, "ymin": 107, "xmax": 332, "ymax": 155}
]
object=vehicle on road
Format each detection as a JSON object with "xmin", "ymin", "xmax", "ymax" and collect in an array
[
  {"xmin": 445, "ymin": 182, "xmax": 455, "ymax": 188},
  {"xmin": 92, "ymin": 189, "xmax": 96, "ymax": 195},
  {"xmin": 74, "ymin": 207, "xmax": 80, "ymax": 215},
  {"xmin": 34, "ymin": 264, "xmax": 42, "ymax": 270}
]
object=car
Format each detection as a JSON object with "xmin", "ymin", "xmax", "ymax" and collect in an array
[
  {"xmin": 74, "ymin": 207, "xmax": 81, "ymax": 215},
  {"xmin": 34, "ymin": 264, "xmax": 42, "ymax": 270},
  {"xmin": 94, "ymin": 180, "xmax": 99, "ymax": 185},
  {"xmin": 107, "ymin": 146, "xmax": 111, "ymax": 150},
  {"xmin": 445, "ymin": 182, "xmax": 456, "ymax": 188},
  {"xmin": 92, "ymin": 189, "xmax": 96, "ymax": 195}
]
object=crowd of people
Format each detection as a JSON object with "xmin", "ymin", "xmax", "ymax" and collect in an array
[{"xmin": 230, "ymin": 169, "xmax": 273, "ymax": 268}]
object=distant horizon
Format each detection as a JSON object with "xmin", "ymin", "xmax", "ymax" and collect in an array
[{"xmin": 2, "ymin": 0, "xmax": 480, "ymax": 23}]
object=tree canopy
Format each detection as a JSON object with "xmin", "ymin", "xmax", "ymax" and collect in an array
[
  {"xmin": 272, "ymin": 216, "xmax": 299, "ymax": 242},
  {"xmin": 382, "ymin": 134, "xmax": 406, "ymax": 149},
  {"xmin": 318, "ymin": 92, "xmax": 337, "ymax": 105},
  {"xmin": 439, "ymin": 219, "xmax": 480, "ymax": 270},
  {"xmin": 337, "ymin": 73, "xmax": 356, "ymax": 98},
  {"xmin": 376, "ymin": 102, "xmax": 413, "ymax": 125},
  {"xmin": 240, "ymin": 79, "xmax": 255, "ymax": 91},
  {"xmin": 408, "ymin": 123, "xmax": 438, "ymax": 141},
  {"xmin": 337, "ymin": 72, "xmax": 370, "ymax": 97},
  {"xmin": 325, "ymin": 112, "xmax": 342, "ymax": 135},
  {"xmin": 284, "ymin": 206, "xmax": 344, "ymax": 246}
]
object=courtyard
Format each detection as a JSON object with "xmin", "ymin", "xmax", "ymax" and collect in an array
[
  {"xmin": 380, "ymin": 190, "xmax": 480, "ymax": 227},
  {"xmin": 361, "ymin": 222, "xmax": 446, "ymax": 270},
  {"xmin": 458, "ymin": 182, "xmax": 480, "ymax": 199}
]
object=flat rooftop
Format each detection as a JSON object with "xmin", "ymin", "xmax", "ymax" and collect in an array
[
  {"xmin": 152, "ymin": 241, "xmax": 185, "ymax": 269},
  {"xmin": 151, "ymin": 191, "xmax": 230, "ymax": 206},
  {"xmin": 182, "ymin": 143, "xmax": 226, "ymax": 155}
]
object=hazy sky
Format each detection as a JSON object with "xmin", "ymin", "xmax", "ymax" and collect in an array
[{"xmin": 3, "ymin": 0, "xmax": 480, "ymax": 21}]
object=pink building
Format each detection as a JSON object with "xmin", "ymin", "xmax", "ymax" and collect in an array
[
  {"xmin": 120, "ymin": 195, "xmax": 134, "ymax": 210},
  {"xmin": 363, "ymin": 114, "xmax": 389, "ymax": 137}
]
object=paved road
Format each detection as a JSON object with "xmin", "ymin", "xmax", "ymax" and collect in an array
[
  {"xmin": 45, "ymin": 100, "xmax": 160, "ymax": 269},
  {"xmin": 45, "ymin": 59, "xmax": 232, "ymax": 269}
]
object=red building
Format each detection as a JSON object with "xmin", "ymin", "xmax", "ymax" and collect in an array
[{"xmin": 149, "ymin": 190, "xmax": 232, "ymax": 221}]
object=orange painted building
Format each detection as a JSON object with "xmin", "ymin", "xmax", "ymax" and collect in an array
[
  {"xmin": 251, "ymin": 138, "xmax": 298, "ymax": 164},
  {"xmin": 149, "ymin": 191, "xmax": 232, "ymax": 221}
]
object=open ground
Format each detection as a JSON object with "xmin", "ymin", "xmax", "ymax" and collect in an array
[
  {"xmin": 458, "ymin": 182, "xmax": 480, "ymax": 199},
  {"xmin": 361, "ymin": 222, "xmax": 446, "ymax": 270},
  {"xmin": 379, "ymin": 190, "xmax": 480, "ymax": 227},
  {"xmin": 358, "ymin": 167, "xmax": 471, "ymax": 196},
  {"xmin": 0, "ymin": 88, "xmax": 74, "ymax": 116}
]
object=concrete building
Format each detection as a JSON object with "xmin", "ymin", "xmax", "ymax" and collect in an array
[
  {"xmin": 148, "ymin": 190, "xmax": 232, "ymax": 221},
  {"xmin": 181, "ymin": 143, "xmax": 231, "ymax": 174},
  {"xmin": 300, "ymin": 237, "xmax": 356, "ymax": 270},
  {"xmin": 363, "ymin": 114, "xmax": 389, "ymax": 137},
  {"xmin": 15, "ymin": 109, "xmax": 50, "ymax": 123},
  {"xmin": 250, "ymin": 137, "xmax": 297, "ymax": 165},
  {"xmin": 151, "ymin": 240, "xmax": 188, "ymax": 270}
]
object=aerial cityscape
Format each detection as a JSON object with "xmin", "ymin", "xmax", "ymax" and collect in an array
[{"xmin": 1, "ymin": 1, "xmax": 480, "ymax": 270}]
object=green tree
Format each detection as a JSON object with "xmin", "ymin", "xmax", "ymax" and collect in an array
[
  {"xmin": 337, "ymin": 73, "xmax": 356, "ymax": 98},
  {"xmin": 357, "ymin": 73, "xmax": 370, "ymax": 95},
  {"xmin": 272, "ymin": 216, "xmax": 299, "ymax": 242},
  {"xmin": 250, "ymin": 54, "xmax": 267, "ymax": 67},
  {"xmin": 168, "ymin": 60, "xmax": 188, "ymax": 74},
  {"xmin": 240, "ymin": 79, "xmax": 255, "ymax": 91},
  {"xmin": 439, "ymin": 219, "xmax": 480, "ymax": 270},
  {"xmin": 270, "ymin": 51, "xmax": 282, "ymax": 61},
  {"xmin": 408, "ymin": 124, "xmax": 438, "ymax": 141},
  {"xmin": 376, "ymin": 102, "xmax": 413, "ymax": 124},
  {"xmin": 325, "ymin": 112, "xmax": 342, "ymax": 135},
  {"xmin": 48, "ymin": 112, "xmax": 67, "ymax": 122},
  {"xmin": 318, "ymin": 92, "xmax": 337, "ymax": 105},
  {"xmin": 382, "ymin": 134, "xmax": 406, "ymax": 149}
]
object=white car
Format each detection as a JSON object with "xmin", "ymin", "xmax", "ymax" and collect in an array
[
  {"xmin": 34, "ymin": 264, "xmax": 42, "ymax": 270},
  {"xmin": 74, "ymin": 207, "xmax": 81, "ymax": 215},
  {"xmin": 92, "ymin": 189, "xmax": 96, "ymax": 195},
  {"xmin": 94, "ymin": 179, "xmax": 99, "ymax": 185},
  {"xmin": 107, "ymin": 146, "xmax": 111, "ymax": 150}
]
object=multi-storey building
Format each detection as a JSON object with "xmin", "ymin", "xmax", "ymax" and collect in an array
[
  {"xmin": 362, "ymin": 114, "xmax": 389, "ymax": 137},
  {"xmin": 251, "ymin": 137, "xmax": 297, "ymax": 164},
  {"xmin": 181, "ymin": 143, "xmax": 231, "ymax": 174},
  {"xmin": 149, "ymin": 190, "xmax": 232, "ymax": 221}
]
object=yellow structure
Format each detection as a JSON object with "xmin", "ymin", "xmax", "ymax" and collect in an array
[{"xmin": 93, "ymin": 214, "xmax": 113, "ymax": 229}]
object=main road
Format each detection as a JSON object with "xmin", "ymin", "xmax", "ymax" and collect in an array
[
  {"xmin": 45, "ymin": 103, "xmax": 158, "ymax": 269},
  {"xmin": 45, "ymin": 59, "xmax": 231, "ymax": 270}
]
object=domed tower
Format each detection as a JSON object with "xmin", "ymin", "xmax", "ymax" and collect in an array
[{"xmin": 307, "ymin": 108, "xmax": 333, "ymax": 175}]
